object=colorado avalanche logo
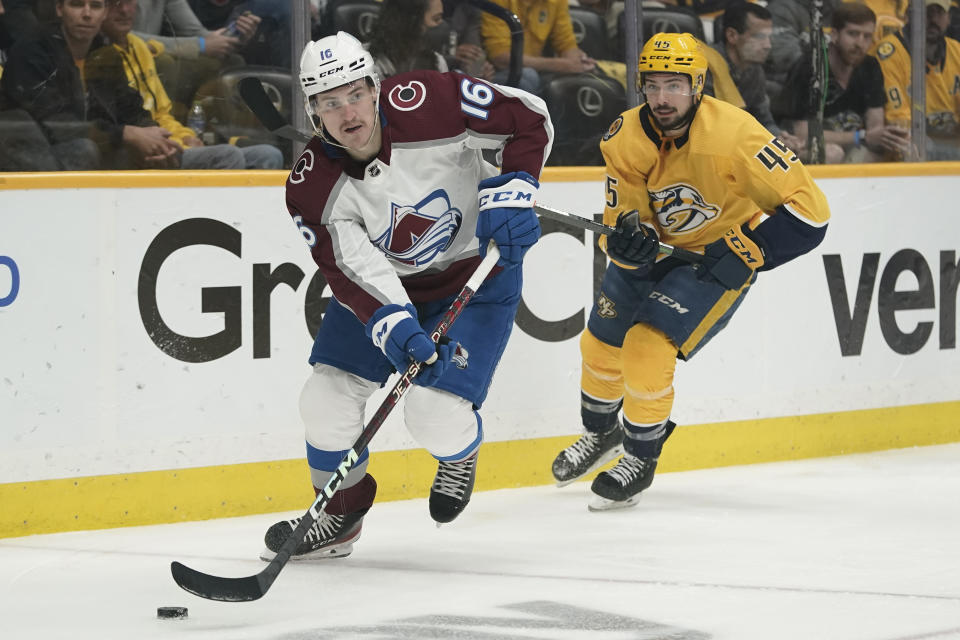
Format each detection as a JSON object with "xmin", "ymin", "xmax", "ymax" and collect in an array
[
  {"xmin": 373, "ymin": 189, "xmax": 462, "ymax": 266},
  {"xmin": 452, "ymin": 343, "xmax": 469, "ymax": 369},
  {"xmin": 290, "ymin": 149, "xmax": 314, "ymax": 184},
  {"xmin": 649, "ymin": 183, "xmax": 720, "ymax": 234},
  {"xmin": 388, "ymin": 81, "xmax": 427, "ymax": 111}
]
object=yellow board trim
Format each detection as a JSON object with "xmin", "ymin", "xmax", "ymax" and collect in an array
[
  {"xmin": 3, "ymin": 401, "xmax": 959, "ymax": 539},
  {"xmin": 3, "ymin": 162, "xmax": 960, "ymax": 190},
  {"xmin": 0, "ymin": 170, "xmax": 287, "ymax": 190}
]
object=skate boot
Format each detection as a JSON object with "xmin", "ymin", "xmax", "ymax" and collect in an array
[
  {"xmin": 588, "ymin": 454, "xmax": 658, "ymax": 511},
  {"xmin": 552, "ymin": 424, "xmax": 624, "ymax": 487},
  {"xmin": 260, "ymin": 473, "xmax": 376, "ymax": 561},
  {"xmin": 429, "ymin": 452, "xmax": 478, "ymax": 524}
]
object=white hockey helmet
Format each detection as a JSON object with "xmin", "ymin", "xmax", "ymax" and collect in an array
[{"xmin": 299, "ymin": 32, "xmax": 381, "ymax": 131}]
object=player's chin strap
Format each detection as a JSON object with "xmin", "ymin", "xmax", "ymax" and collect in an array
[
  {"xmin": 671, "ymin": 95, "xmax": 702, "ymax": 132},
  {"xmin": 652, "ymin": 95, "xmax": 702, "ymax": 138},
  {"xmin": 312, "ymin": 87, "xmax": 383, "ymax": 154}
]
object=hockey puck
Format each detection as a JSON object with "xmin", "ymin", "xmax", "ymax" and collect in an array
[{"xmin": 157, "ymin": 606, "xmax": 188, "ymax": 619}]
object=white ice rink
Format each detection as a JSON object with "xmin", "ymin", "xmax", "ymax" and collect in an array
[{"xmin": 3, "ymin": 444, "xmax": 960, "ymax": 640}]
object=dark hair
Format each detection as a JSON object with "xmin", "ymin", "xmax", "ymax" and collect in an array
[
  {"xmin": 367, "ymin": 0, "xmax": 441, "ymax": 75},
  {"xmin": 723, "ymin": 1, "xmax": 772, "ymax": 37},
  {"xmin": 831, "ymin": 2, "xmax": 877, "ymax": 31}
]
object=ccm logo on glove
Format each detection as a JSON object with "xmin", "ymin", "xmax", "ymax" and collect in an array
[
  {"xmin": 478, "ymin": 190, "xmax": 534, "ymax": 208},
  {"xmin": 476, "ymin": 171, "xmax": 542, "ymax": 267},
  {"xmin": 723, "ymin": 226, "xmax": 764, "ymax": 268},
  {"xmin": 477, "ymin": 173, "xmax": 538, "ymax": 211}
]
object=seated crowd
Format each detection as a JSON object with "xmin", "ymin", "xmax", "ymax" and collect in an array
[{"xmin": 1, "ymin": 0, "xmax": 958, "ymax": 170}]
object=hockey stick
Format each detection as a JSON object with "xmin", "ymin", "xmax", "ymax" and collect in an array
[
  {"xmin": 237, "ymin": 78, "xmax": 701, "ymax": 265},
  {"xmin": 171, "ymin": 243, "xmax": 501, "ymax": 602},
  {"xmin": 238, "ymin": 77, "xmax": 313, "ymax": 144},
  {"xmin": 532, "ymin": 204, "xmax": 704, "ymax": 265}
]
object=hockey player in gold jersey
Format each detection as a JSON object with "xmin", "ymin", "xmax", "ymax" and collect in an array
[{"xmin": 551, "ymin": 32, "xmax": 831, "ymax": 510}]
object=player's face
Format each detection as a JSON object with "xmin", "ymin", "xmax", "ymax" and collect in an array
[
  {"xmin": 642, "ymin": 73, "xmax": 695, "ymax": 132},
  {"xmin": 313, "ymin": 80, "xmax": 379, "ymax": 150},
  {"xmin": 833, "ymin": 20, "xmax": 874, "ymax": 66},
  {"xmin": 424, "ymin": 0, "xmax": 444, "ymax": 30},
  {"xmin": 736, "ymin": 14, "xmax": 773, "ymax": 64},
  {"xmin": 57, "ymin": 0, "xmax": 108, "ymax": 45}
]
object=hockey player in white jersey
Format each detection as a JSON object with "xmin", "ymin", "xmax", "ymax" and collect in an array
[{"xmin": 261, "ymin": 32, "xmax": 554, "ymax": 561}]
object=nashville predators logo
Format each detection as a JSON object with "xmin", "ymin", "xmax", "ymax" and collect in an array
[
  {"xmin": 596, "ymin": 291, "xmax": 617, "ymax": 319},
  {"xmin": 649, "ymin": 183, "xmax": 720, "ymax": 235},
  {"xmin": 876, "ymin": 41, "xmax": 895, "ymax": 60},
  {"xmin": 603, "ymin": 116, "xmax": 623, "ymax": 141}
]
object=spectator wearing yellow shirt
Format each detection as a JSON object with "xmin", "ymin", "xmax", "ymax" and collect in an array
[
  {"xmin": 100, "ymin": 0, "xmax": 281, "ymax": 169},
  {"xmin": 481, "ymin": 0, "xmax": 596, "ymax": 93},
  {"xmin": 873, "ymin": 0, "xmax": 960, "ymax": 159}
]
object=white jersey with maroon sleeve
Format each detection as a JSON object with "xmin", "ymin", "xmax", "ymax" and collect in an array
[{"xmin": 285, "ymin": 70, "xmax": 553, "ymax": 325}]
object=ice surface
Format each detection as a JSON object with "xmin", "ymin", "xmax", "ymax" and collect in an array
[{"xmin": 2, "ymin": 444, "xmax": 959, "ymax": 639}]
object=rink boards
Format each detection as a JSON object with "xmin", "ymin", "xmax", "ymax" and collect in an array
[{"xmin": 1, "ymin": 164, "xmax": 959, "ymax": 537}]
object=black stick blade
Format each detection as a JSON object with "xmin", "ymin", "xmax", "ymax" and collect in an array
[
  {"xmin": 170, "ymin": 561, "xmax": 267, "ymax": 602},
  {"xmin": 238, "ymin": 77, "xmax": 287, "ymax": 131},
  {"xmin": 238, "ymin": 77, "xmax": 313, "ymax": 144}
]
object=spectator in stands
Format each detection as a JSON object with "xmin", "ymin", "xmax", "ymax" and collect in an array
[
  {"xmin": 134, "ymin": 0, "xmax": 250, "ymax": 59},
  {"xmin": 949, "ymin": 1, "xmax": 960, "ymax": 41},
  {"xmin": 2, "ymin": 0, "xmax": 39, "ymax": 50},
  {"xmin": 133, "ymin": 0, "xmax": 251, "ymax": 115},
  {"xmin": 0, "ymin": 0, "xmax": 51, "ymax": 169},
  {"xmin": 861, "ymin": 0, "xmax": 908, "ymax": 39},
  {"xmin": 367, "ymin": 0, "xmax": 448, "ymax": 78},
  {"xmin": 874, "ymin": 0, "xmax": 960, "ymax": 159},
  {"xmin": 481, "ymin": 0, "xmax": 596, "ymax": 94},
  {"xmin": 188, "ymin": 0, "xmax": 290, "ymax": 67},
  {"xmin": 101, "ymin": 0, "xmax": 282, "ymax": 169},
  {"xmin": 0, "ymin": 0, "xmax": 11, "ymax": 64},
  {"xmin": 0, "ymin": 0, "xmax": 179, "ymax": 170},
  {"xmin": 425, "ymin": 0, "xmax": 495, "ymax": 80},
  {"xmin": 714, "ymin": 1, "xmax": 804, "ymax": 151},
  {"xmin": 780, "ymin": 3, "xmax": 909, "ymax": 163},
  {"xmin": 766, "ymin": 0, "xmax": 837, "ymax": 100}
]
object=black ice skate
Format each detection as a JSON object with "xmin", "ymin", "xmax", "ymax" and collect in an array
[
  {"xmin": 588, "ymin": 454, "xmax": 658, "ymax": 511},
  {"xmin": 552, "ymin": 425, "xmax": 624, "ymax": 487},
  {"xmin": 260, "ymin": 473, "xmax": 376, "ymax": 561},
  {"xmin": 260, "ymin": 510, "xmax": 366, "ymax": 561},
  {"xmin": 429, "ymin": 452, "xmax": 478, "ymax": 524}
]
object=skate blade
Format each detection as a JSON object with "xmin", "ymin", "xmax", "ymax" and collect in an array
[
  {"xmin": 553, "ymin": 445, "xmax": 624, "ymax": 488},
  {"xmin": 587, "ymin": 494, "xmax": 640, "ymax": 512},
  {"xmin": 259, "ymin": 527, "xmax": 361, "ymax": 562},
  {"xmin": 259, "ymin": 542, "xmax": 354, "ymax": 562}
]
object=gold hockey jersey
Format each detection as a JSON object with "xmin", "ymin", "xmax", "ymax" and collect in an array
[
  {"xmin": 873, "ymin": 32, "xmax": 960, "ymax": 134},
  {"xmin": 599, "ymin": 95, "xmax": 830, "ymax": 270}
]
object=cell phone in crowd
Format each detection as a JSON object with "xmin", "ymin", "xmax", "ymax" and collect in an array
[{"xmin": 223, "ymin": 11, "xmax": 252, "ymax": 38}]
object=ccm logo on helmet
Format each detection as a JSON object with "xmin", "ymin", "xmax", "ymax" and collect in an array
[{"xmin": 317, "ymin": 65, "xmax": 345, "ymax": 78}]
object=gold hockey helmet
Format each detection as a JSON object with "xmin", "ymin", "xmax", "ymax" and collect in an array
[{"xmin": 638, "ymin": 33, "xmax": 707, "ymax": 96}]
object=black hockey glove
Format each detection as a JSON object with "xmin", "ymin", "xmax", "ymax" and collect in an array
[
  {"xmin": 606, "ymin": 210, "xmax": 659, "ymax": 268},
  {"xmin": 696, "ymin": 224, "xmax": 766, "ymax": 290}
]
